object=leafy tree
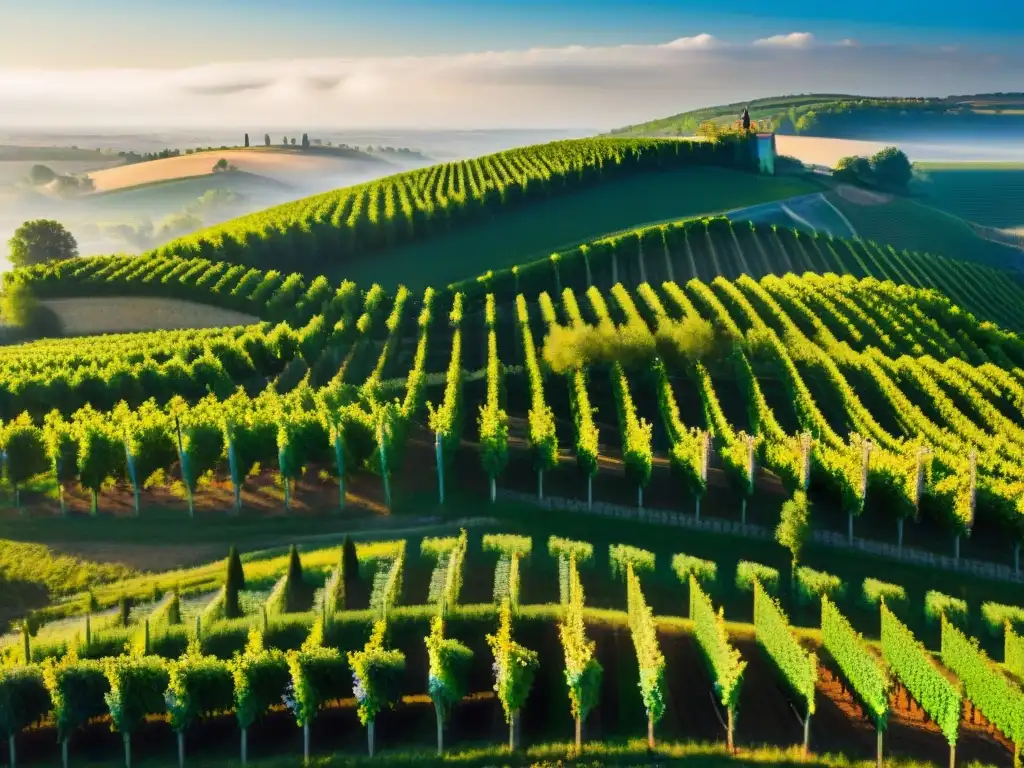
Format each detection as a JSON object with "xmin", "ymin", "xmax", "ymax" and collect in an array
[
  {"xmin": 212, "ymin": 158, "xmax": 229, "ymax": 173},
  {"xmin": 27, "ymin": 164, "xmax": 57, "ymax": 185},
  {"xmin": 834, "ymin": 155, "xmax": 874, "ymax": 185},
  {"xmin": 871, "ymin": 146, "xmax": 913, "ymax": 190},
  {"xmin": 2, "ymin": 414, "xmax": 49, "ymax": 507},
  {"xmin": 284, "ymin": 621, "xmax": 347, "ymax": 763},
  {"xmin": 8, "ymin": 219, "xmax": 78, "ymax": 267},
  {"xmin": 244, "ymin": 133, "xmax": 249, "ymax": 148},
  {"xmin": 229, "ymin": 631, "xmax": 289, "ymax": 767},
  {"xmin": 776, "ymin": 491, "xmax": 811, "ymax": 580},
  {"xmin": 301, "ymin": 133, "xmax": 310, "ymax": 149},
  {"xmin": 103, "ymin": 652, "xmax": 169, "ymax": 768},
  {"xmin": 347, "ymin": 621, "xmax": 405, "ymax": 757},
  {"xmin": 165, "ymin": 640, "xmax": 234, "ymax": 768},
  {"xmin": 0, "ymin": 665, "xmax": 52, "ymax": 768},
  {"xmin": 487, "ymin": 600, "xmax": 538, "ymax": 750},
  {"xmin": 264, "ymin": 134, "xmax": 270, "ymax": 147},
  {"xmin": 282, "ymin": 136, "xmax": 288, "ymax": 146},
  {"xmin": 794, "ymin": 110, "xmax": 818, "ymax": 134},
  {"xmin": 425, "ymin": 616, "xmax": 472, "ymax": 754}
]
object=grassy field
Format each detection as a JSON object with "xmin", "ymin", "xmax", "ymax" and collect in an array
[
  {"xmin": 332, "ymin": 167, "xmax": 819, "ymax": 290},
  {"xmin": 912, "ymin": 163, "xmax": 1024, "ymax": 230},
  {"xmin": 823, "ymin": 190, "xmax": 1023, "ymax": 269}
]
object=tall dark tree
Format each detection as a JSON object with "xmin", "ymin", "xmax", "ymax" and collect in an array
[
  {"xmin": 244, "ymin": 133, "xmax": 250, "ymax": 148},
  {"xmin": 224, "ymin": 545, "xmax": 246, "ymax": 619},
  {"xmin": 117, "ymin": 595, "xmax": 132, "ymax": 627},
  {"xmin": 301, "ymin": 133, "xmax": 310, "ymax": 149},
  {"xmin": 282, "ymin": 136, "xmax": 288, "ymax": 146},
  {"xmin": 264, "ymin": 133, "xmax": 271, "ymax": 147},
  {"xmin": 341, "ymin": 535, "xmax": 358, "ymax": 586},
  {"xmin": 7, "ymin": 219, "xmax": 78, "ymax": 267},
  {"xmin": 284, "ymin": 544, "xmax": 306, "ymax": 612}
]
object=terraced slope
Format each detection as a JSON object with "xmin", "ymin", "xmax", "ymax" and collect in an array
[
  {"xmin": 146, "ymin": 135, "xmax": 777, "ymax": 280},
  {"xmin": 17, "ymin": 214, "xmax": 1024, "ymax": 334},
  {"xmin": 3, "ymin": 260, "xmax": 1024, "ymax": 564}
]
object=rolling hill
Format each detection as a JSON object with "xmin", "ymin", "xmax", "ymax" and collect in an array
[
  {"xmin": 6, "ymin": 132, "xmax": 1024, "ymax": 768},
  {"xmin": 85, "ymin": 145, "xmax": 393, "ymax": 193},
  {"xmin": 145, "ymin": 135, "xmax": 816, "ymax": 286},
  {"xmin": 607, "ymin": 92, "xmax": 1024, "ymax": 141}
]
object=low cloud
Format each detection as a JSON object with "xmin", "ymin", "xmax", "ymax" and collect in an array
[
  {"xmin": 0, "ymin": 34, "xmax": 1018, "ymax": 131},
  {"xmin": 753, "ymin": 32, "xmax": 815, "ymax": 48}
]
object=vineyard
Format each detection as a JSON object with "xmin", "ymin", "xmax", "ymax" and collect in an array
[
  {"xmin": 2, "ymin": 531, "xmax": 1023, "ymax": 767},
  {"xmin": 3, "ymin": 262, "xmax": 1024, "ymax": 567},
  {"xmin": 142, "ymin": 136, "xmax": 762, "ymax": 275},
  {"xmin": 4, "ymin": 130, "xmax": 1024, "ymax": 767},
  {"xmin": 14, "ymin": 213, "xmax": 1024, "ymax": 335}
]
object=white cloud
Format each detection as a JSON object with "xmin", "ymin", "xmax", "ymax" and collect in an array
[
  {"xmin": 0, "ymin": 35, "xmax": 1018, "ymax": 131},
  {"xmin": 753, "ymin": 32, "xmax": 815, "ymax": 47},
  {"xmin": 662, "ymin": 34, "xmax": 720, "ymax": 50}
]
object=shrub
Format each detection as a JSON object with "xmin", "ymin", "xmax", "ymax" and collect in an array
[
  {"xmin": 862, "ymin": 578, "xmax": 907, "ymax": 608},
  {"xmin": 735, "ymin": 561, "xmax": 779, "ymax": 594},
  {"xmin": 795, "ymin": 567, "xmax": 845, "ymax": 605},
  {"xmin": 980, "ymin": 602, "xmax": 1024, "ymax": 635},
  {"xmin": 609, "ymin": 544, "xmax": 655, "ymax": 578},
  {"xmin": 924, "ymin": 591, "xmax": 968, "ymax": 627}
]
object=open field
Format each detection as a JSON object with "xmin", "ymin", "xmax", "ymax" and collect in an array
[
  {"xmin": 86, "ymin": 147, "xmax": 388, "ymax": 192},
  {"xmin": 39, "ymin": 297, "xmax": 259, "ymax": 334},
  {"xmin": 822, "ymin": 192, "xmax": 1023, "ymax": 270},
  {"xmin": 912, "ymin": 163, "xmax": 1024, "ymax": 231}
]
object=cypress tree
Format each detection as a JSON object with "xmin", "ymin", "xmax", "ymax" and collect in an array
[
  {"xmin": 301, "ymin": 133, "xmax": 310, "ymax": 149},
  {"xmin": 227, "ymin": 545, "xmax": 247, "ymax": 589},
  {"xmin": 167, "ymin": 590, "xmax": 182, "ymax": 625},
  {"xmin": 244, "ymin": 133, "xmax": 250, "ymax": 148},
  {"xmin": 264, "ymin": 133, "xmax": 270, "ymax": 147},
  {"xmin": 285, "ymin": 544, "xmax": 305, "ymax": 612},
  {"xmin": 342, "ymin": 535, "xmax": 358, "ymax": 586},
  {"xmin": 335, "ymin": 535, "xmax": 358, "ymax": 609},
  {"xmin": 118, "ymin": 595, "xmax": 132, "ymax": 627},
  {"xmin": 224, "ymin": 545, "xmax": 246, "ymax": 619}
]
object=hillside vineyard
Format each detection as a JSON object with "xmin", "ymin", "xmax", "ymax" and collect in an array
[
  {"xmin": 143, "ymin": 136, "xmax": 760, "ymax": 271},
  {"xmin": 2, "ymin": 264, "xmax": 1024, "ymax": 562},
  {"xmin": 3, "ymin": 533, "xmax": 1024, "ymax": 766},
  {"xmin": 17, "ymin": 214, "xmax": 1024, "ymax": 334}
]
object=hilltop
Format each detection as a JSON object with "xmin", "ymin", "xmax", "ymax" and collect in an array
[
  {"xmin": 608, "ymin": 92, "xmax": 1024, "ymax": 141},
  {"xmin": 145, "ymin": 135, "xmax": 821, "ymax": 288}
]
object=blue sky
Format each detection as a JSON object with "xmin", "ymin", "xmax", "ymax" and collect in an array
[
  {"xmin": 1, "ymin": 1, "xmax": 1021, "ymax": 130},
  {"xmin": 3, "ymin": 0, "xmax": 1022, "ymax": 67}
]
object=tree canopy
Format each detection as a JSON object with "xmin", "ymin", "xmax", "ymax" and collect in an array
[{"xmin": 8, "ymin": 219, "xmax": 78, "ymax": 267}]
